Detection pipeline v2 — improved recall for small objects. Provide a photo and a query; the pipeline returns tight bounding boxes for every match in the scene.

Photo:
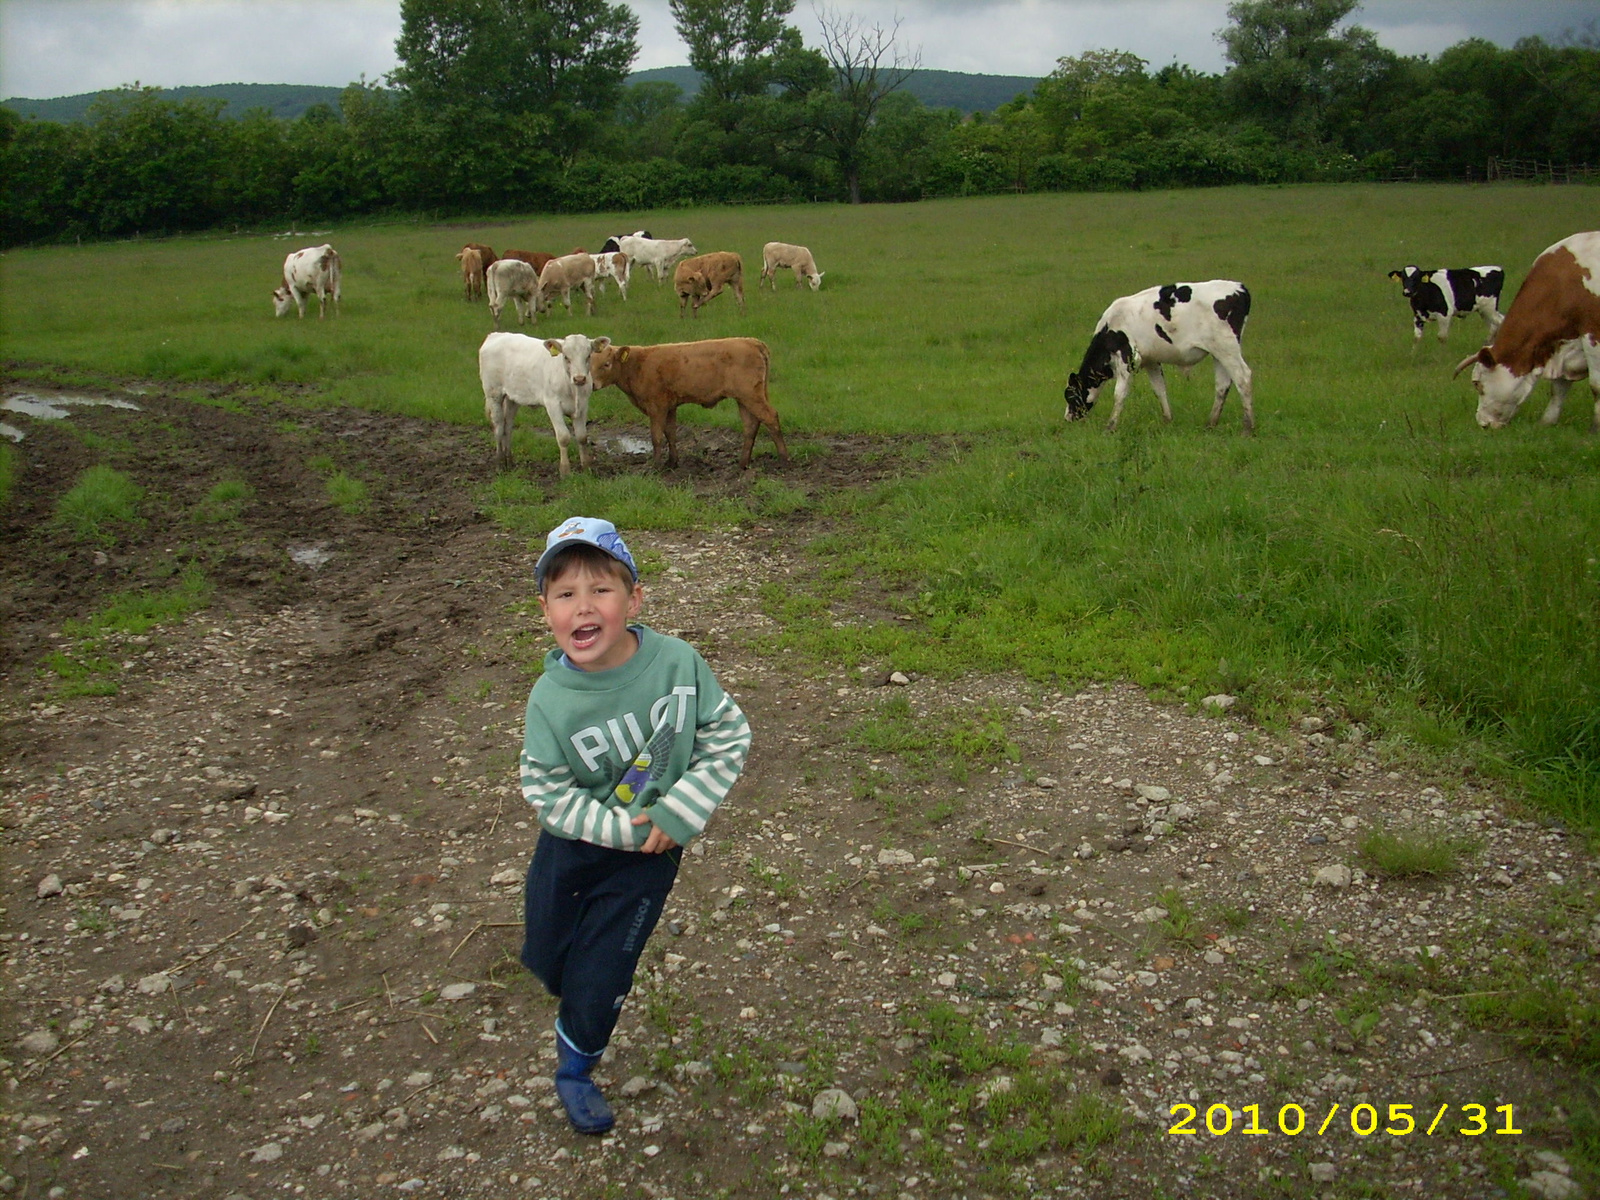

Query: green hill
[4,67,1036,125]
[2,82,348,123]
[626,65,1037,112]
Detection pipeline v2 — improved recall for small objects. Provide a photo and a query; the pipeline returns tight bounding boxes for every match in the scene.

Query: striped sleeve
[639,694,751,847]
[520,751,642,851]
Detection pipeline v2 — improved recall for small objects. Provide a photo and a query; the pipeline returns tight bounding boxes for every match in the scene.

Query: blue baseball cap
[535,516,638,588]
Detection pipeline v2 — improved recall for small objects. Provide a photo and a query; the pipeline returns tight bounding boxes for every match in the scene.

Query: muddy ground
[1,380,1596,1200]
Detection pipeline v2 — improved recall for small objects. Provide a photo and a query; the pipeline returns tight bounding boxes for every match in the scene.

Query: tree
[808,5,921,203]
[1217,0,1397,144]
[670,0,797,104]
[392,0,638,142]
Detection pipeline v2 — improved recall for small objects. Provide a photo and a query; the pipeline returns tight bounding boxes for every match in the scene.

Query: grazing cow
[1063,280,1254,433]
[619,235,697,285]
[502,249,556,277]
[674,252,744,318]
[272,244,341,319]
[591,251,632,301]
[1455,231,1600,431]
[600,230,651,254]
[457,246,486,301]
[589,338,789,470]
[486,258,540,329]
[760,242,824,291]
[1388,264,1505,342]
[480,332,609,476]
[461,243,498,270]
[537,253,598,317]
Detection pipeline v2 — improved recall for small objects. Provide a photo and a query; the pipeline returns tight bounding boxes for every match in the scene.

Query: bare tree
[810,5,921,203]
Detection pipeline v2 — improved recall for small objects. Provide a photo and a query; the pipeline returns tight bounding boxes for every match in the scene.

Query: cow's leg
[1435,313,1451,343]
[734,276,745,315]
[487,391,514,471]
[793,266,804,290]
[742,389,789,465]
[1207,359,1235,428]
[1583,340,1600,433]
[1412,312,1425,341]
[1481,301,1504,337]
[664,409,681,468]
[737,405,760,469]
[1104,368,1133,433]
[1213,345,1255,433]
[1146,365,1173,424]
[1541,378,1570,426]
[583,280,595,316]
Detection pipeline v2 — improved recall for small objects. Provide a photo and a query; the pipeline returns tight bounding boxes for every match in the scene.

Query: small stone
[439,983,476,1001]
[248,1142,284,1163]
[888,672,910,686]
[1524,1173,1583,1200]
[812,1088,858,1121]
[619,1076,656,1097]
[126,1016,155,1034]
[149,828,180,845]
[489,868,520,885]
[1135,785,1170,803]
[1252,754,1275,766]
[1099,1067,1123,1087]
[159,1118,186,1134]
[285,925,318,949]
[18,1031,59,1055]
[1308,1162,1336,1184]
[1201,694,1236,710]
[36,874,63,899]
[1036,776,1058,789]
[403,1071,434,1088]
[137,973,172,996]
[396,1181,427,1193]
[98,975,126,995]
[1075,841,1096,860]
[1313,865,1352,889]
[356,1121,387,1142]
[876,848,915,865]
[1132,906,1168,924]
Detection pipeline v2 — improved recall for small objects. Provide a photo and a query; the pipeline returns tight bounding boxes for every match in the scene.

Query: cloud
[2,0,1593,101]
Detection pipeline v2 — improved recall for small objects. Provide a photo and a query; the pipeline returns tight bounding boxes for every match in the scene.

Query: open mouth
[570,624,603,650]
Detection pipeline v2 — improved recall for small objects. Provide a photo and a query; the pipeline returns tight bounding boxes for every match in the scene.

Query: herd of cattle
[269,226,1600,474]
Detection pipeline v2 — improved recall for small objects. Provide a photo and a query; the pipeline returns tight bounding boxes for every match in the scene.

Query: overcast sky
[2,0,1594,99]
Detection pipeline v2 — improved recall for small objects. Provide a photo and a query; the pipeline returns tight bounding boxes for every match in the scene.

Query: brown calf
[589,338,789,469]
[673,251,745,319]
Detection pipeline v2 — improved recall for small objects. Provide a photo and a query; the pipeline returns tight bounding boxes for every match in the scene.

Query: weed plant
[325,471,369,515]
[52,465,144,543]
[1358,825,1478,877]
[194,479,253,523]
[0,441,16,508]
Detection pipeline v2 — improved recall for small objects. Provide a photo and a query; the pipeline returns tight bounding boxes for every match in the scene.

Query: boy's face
[538,560,643,672]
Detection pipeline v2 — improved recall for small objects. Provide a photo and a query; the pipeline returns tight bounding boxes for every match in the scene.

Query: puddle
[600,434,653,456]
[287,544,334,569]
[1,423,24,443]
[2,393,143,421]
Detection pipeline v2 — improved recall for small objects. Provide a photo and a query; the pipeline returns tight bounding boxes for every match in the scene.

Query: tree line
[2,0,1597,248]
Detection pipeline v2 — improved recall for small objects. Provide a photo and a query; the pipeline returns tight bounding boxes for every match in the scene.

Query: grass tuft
[53,464,144,543]
[1358,825,1479,878]
[194,478,253,523]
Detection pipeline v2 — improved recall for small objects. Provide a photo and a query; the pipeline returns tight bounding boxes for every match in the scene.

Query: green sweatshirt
[520,625,751,849]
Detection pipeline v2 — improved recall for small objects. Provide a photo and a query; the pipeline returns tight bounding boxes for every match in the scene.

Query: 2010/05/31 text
[1168,1102,1521,1138]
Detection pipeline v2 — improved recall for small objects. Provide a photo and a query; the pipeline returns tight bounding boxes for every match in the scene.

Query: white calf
[1063,280,1254,432]
[537,253,597,317]
[486,259,539,329]
[480,332,610,476]
[619,235,696,285]
[760,242,823,290]
[273,244,341,318]
[590,251,631,301]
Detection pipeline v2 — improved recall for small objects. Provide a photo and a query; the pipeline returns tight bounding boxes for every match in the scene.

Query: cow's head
[1389,266,1422,297]
[588,342,628,390]
[1063,373,1098,421]
[806,270,825,291]
[547,334,609,392]
[1456,346,1538,429]
[682,239,698,257]
[272,285,294,317]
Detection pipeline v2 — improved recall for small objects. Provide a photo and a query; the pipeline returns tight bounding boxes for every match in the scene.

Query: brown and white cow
[673,252,744,319]
[1455,231,1600,431]
[760,242,824,290]
[273,244,341,318]
[589,338,789,469]
[591,251,631,301]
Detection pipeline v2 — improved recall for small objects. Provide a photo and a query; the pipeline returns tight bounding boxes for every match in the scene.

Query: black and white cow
[1063,281,1254,432]
[1387,265,1504,342]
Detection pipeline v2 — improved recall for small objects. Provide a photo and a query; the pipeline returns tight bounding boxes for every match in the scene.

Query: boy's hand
[631,811,679,854]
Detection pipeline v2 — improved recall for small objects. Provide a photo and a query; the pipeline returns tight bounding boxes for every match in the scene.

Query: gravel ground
[2,383,1596,1200]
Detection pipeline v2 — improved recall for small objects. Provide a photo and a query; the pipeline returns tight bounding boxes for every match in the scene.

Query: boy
[519,516,751,1135]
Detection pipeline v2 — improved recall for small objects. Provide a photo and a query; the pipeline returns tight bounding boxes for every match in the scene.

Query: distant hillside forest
[2,0,1597,248]
[2,68,1036,124]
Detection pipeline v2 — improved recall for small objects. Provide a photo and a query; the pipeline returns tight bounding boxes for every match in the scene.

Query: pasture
[4,183,1599,817]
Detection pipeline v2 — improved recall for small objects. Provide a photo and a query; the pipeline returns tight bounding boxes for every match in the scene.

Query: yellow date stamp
[1168,1102,1522,1138]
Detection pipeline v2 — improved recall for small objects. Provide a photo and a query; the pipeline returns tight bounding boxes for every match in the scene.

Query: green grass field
[4,184,1599,819]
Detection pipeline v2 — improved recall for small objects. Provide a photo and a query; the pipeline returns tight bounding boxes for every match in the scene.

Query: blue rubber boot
[554,1022,614,1135]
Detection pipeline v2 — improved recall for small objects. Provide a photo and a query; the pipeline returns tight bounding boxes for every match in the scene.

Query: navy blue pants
[521,831,680,1055]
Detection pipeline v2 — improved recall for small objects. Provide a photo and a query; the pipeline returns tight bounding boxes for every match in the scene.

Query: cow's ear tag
[620,348,630,362]
[546,341,561,357]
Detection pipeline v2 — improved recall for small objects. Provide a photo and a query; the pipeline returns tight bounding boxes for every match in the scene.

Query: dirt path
[1,383,1593,1200]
